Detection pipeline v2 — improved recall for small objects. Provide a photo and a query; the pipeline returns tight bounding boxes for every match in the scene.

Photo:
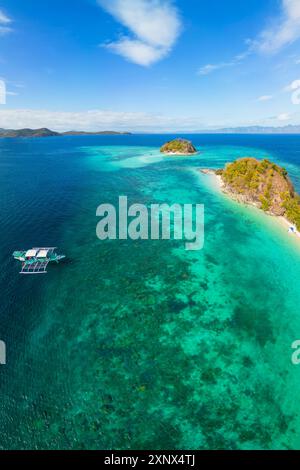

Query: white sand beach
[200,168,300,243]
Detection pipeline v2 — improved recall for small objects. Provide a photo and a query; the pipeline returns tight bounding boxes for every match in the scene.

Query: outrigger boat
[13,247,65,274]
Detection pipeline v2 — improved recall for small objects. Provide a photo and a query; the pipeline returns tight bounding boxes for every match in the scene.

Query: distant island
[2,125,300,137]
[0,128,132,138]
[0,128,60,138]
[160,138,197,155]
[196,125,300,135]
[62,130,131,136]
[202,158,300,231]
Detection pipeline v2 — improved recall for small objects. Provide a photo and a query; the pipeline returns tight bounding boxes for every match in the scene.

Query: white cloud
[0,26,12,35]
[198,0,300,76]
[0,108,204,132]
[285,79,300,91]
[285,79,300,104]
[0,10,11,24]
[255,0,300,54]
[106,38,168,67]
[277,112,291,120]
[197,50,251,76]
[0,9,12,35]
[198,62,233,76]
[257,95,273,101]
[98,0,181,66]
[0,108,299,132]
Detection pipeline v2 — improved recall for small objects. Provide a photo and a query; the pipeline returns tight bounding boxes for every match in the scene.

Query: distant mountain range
[62,130,132,136]
[0,125,299,137]
[201,125,300,134]
[0,128,132,138]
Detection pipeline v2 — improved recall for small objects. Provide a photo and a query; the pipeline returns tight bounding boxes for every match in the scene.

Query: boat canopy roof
[37,249,48,258]
[25,249,38,257]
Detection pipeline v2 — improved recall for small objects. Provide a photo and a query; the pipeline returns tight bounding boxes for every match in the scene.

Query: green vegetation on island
[0,128,132,138]
[217,157,300,230]
[160,138,197,155]
[0,128,61,138]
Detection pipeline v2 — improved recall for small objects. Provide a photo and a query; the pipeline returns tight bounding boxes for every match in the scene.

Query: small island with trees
[160,138,197,155]
[202,157,300,231]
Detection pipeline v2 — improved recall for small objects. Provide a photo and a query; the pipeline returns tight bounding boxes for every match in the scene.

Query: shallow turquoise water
[1,134,300,449]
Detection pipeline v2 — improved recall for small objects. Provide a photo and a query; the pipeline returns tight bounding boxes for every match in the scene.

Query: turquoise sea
[1,134,300,449]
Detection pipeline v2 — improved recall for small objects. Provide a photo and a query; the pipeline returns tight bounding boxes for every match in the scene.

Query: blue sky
[0,0,300,131]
